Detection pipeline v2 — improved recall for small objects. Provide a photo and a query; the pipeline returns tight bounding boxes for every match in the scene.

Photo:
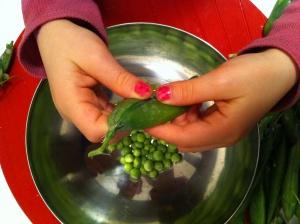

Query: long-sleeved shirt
[18,0,300,109]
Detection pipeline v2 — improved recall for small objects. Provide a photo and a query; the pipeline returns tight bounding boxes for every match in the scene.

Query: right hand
[37,20,152,142]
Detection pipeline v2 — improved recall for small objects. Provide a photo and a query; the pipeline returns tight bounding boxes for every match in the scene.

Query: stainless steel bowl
[26,23,259,224]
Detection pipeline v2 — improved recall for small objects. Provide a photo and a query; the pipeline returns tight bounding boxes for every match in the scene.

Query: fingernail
[134,81,151,97]
[156,85,171,101]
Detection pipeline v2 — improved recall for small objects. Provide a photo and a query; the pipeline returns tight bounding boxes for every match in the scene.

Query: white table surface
[0,1,276,223]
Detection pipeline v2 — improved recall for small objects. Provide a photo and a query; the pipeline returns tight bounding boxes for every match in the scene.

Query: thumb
[155,72,231,106]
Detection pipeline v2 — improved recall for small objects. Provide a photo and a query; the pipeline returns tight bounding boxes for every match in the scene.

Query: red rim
[0,1,266,223]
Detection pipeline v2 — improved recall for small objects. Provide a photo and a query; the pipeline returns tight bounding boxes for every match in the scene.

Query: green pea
[136,133,145,142]
[144,160,154,172]
[163,159,172,169]
[121,146,131,156]
[133,142,143,148]
[141,149,148,156]
[124,154,134,163]
[171,153,182,163]
[107,143,116,153]
[122,136,132,146]
[130,168,141,180]
[149,146,156,153]
[119,157,126,164]
[124,163,133,173]
[117,142,124,150]
[147,153,154,160]
[158,139,167,145]
[144,145,150,151]
[154,162,164,172]
[148,170,158,179]
[133,157,142,168]
[130,130,139,135]
[165,152,172,160]
[157,145,167,153]
[131,133,137,142]
[144,139,151,146]
[132,148,141,157]
[140,166,147,175]
[153,150,163,161]
[141,157,147,164]
[168,144,177,153]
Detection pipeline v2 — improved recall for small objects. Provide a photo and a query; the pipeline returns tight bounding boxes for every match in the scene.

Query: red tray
[0,0,265,223]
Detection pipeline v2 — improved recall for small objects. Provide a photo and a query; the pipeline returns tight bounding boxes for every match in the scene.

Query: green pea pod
[119,98,187,130]
[263,0,291,36]
[282,139,300,221]
[266,137,287,223]
[249,181,266,224]
[1,41,13,72]
[88,98,186,158]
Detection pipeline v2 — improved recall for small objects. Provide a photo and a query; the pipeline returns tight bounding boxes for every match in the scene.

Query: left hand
[148,49,298,151]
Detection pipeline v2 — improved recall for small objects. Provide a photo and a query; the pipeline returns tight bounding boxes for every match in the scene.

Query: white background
[0,1,276,223]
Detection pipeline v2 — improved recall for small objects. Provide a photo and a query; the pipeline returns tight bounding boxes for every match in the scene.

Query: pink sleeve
[18,0,107,78]
[241,0,300,110]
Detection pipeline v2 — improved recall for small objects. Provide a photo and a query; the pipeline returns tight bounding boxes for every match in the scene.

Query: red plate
[0,0,265,223]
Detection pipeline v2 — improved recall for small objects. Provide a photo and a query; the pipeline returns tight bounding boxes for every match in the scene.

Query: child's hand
[37,20,152,142]
[148,49,297,151]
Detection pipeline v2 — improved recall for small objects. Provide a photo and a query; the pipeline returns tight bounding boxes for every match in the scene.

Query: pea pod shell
[108,98,141,128]
[119,98,187,130]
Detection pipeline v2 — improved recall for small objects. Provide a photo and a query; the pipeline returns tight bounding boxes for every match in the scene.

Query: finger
[68,102,109,143]
[53,84,110,143]
[155,67,238,106]
[76,41,152,99]
[147,104,244,150]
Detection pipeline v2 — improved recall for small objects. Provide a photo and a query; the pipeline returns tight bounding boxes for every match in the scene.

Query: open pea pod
[88,98,187,158]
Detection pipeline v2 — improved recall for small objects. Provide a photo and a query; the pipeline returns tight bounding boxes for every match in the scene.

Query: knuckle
[115,70,133,87]
[174,82,196,102]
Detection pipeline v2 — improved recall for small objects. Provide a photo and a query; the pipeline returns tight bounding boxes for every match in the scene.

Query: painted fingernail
[134,81,151,97]
[156,85,171,101]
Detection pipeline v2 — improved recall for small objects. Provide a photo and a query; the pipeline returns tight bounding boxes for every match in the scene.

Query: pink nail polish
[157,85,171,101]
[134,81,151,97]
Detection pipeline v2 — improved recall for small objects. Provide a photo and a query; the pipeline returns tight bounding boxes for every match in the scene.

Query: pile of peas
[106,130,182,181]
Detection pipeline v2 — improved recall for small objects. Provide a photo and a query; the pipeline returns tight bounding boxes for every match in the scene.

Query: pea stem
[88,128,116,158]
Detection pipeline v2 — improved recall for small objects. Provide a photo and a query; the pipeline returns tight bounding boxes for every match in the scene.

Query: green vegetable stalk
[0,41,14,86]
[249,181,266,224]
[282,139,300,221]
[263,0,292,36]
[266,137,287,223]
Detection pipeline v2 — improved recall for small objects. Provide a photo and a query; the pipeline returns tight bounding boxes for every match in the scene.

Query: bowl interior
[26,23,259,224]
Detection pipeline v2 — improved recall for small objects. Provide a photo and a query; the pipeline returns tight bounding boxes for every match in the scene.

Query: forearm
[242,0,300,109]
[18,0,107,78]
